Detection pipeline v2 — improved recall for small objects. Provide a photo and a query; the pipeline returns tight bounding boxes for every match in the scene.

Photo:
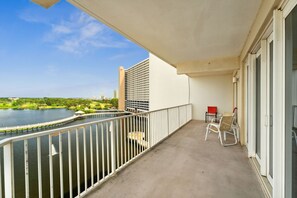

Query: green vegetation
[0,97,118,113]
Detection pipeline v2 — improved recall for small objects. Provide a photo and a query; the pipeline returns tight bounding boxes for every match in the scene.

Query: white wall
[149,54,189,111]
[190,74,233,120]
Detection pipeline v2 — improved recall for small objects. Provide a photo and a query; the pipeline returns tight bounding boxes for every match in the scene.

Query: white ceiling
[69,0,262,74]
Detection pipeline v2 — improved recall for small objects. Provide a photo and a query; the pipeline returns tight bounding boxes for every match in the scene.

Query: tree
[110,98,118,109]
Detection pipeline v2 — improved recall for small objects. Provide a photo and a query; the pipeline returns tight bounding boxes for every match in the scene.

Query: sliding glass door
[285,5,297,197]
[255,52,261,160]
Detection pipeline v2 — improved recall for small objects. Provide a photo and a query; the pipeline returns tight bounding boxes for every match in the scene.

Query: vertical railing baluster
[49,135,54,198]
[178,107,180,127]
[124,118,127,163]
[120,119,123,166]
[148,114,151,148]
[59,133,64,197]
[133,116,136,158]
[24,139,29,198]
[137,116,140,155]
[147,114,149,149]
[110,121,116,174]
[152,113,154,146]
[154,112,155,145]
[134,116,137,157]
[143,115,145,152]
[130,116,134,159]
[101,124,105,179]
[139,116,142,153]
[76,129,80,195]
[95,124,99,183]
[4,142,14,198]
[106,122,110,175]
[152,112,158,145]
[185,106,187,123]
[129,117,131,160]
[90,126,94,187]
[116,120,119,169]
[0,150,2,198]
[68,131,73,198]
[83,127,87,191]
[37,137,42,198]
[167,109,170,136]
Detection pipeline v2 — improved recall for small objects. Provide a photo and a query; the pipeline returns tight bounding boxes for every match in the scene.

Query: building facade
[119,53,189,112]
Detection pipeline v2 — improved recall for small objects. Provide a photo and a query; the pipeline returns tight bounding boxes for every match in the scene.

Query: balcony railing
[0,104,192,198]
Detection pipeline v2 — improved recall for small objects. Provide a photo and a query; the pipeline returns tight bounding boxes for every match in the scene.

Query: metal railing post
[4,142,14,198]
[167,109,170,136]
[178,107,180,127]
[110,121,116,174]
[148,114,151,148]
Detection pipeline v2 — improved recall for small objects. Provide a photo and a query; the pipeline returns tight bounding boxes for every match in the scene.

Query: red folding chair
[205,106,217,122]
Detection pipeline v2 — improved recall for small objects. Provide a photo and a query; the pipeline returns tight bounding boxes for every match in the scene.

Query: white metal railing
[0,104,192,198]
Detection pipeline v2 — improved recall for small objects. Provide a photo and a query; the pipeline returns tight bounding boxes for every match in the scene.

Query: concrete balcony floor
[87,120,264,198]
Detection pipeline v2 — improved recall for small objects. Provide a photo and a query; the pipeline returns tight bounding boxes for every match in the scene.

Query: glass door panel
[285,5,297,197]
[268,38,274,182]
[256,55,261,159]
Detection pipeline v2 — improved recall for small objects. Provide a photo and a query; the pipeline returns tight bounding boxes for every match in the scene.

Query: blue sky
[0,1,148,98]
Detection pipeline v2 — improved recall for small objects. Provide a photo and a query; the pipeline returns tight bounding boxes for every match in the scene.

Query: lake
[0,109,74,127]
[0,109,114,140]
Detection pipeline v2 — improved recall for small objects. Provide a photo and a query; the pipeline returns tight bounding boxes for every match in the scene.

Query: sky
[0,1,148,98]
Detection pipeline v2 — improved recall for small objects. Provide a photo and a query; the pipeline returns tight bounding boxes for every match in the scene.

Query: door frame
[266,33,274,185]
[254,48,263,165]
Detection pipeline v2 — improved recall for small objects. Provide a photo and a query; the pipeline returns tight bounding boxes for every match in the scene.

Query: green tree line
[0,97,118,111]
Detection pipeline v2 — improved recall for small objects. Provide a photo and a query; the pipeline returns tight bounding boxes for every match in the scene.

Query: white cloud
[44,12,129,54]
[52,24,72,34]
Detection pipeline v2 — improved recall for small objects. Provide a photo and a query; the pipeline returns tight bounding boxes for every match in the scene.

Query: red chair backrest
[207,106,217,114]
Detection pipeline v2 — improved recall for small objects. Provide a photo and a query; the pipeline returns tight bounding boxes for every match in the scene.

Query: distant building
[8,97,19,101]
[100,95,106,100]
[118,53,189,112]
[113,90,118,98]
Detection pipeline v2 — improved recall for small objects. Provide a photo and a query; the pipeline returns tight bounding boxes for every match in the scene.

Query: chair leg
[223,129,238,147]
[218,131,223,146]
[234,129,238,144]
[205,125,209,141]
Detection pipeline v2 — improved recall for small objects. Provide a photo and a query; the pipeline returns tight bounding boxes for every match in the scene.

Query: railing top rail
[146,103,190,114]
[0,104,191,147]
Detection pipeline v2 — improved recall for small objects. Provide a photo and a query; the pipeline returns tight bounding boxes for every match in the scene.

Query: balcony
[86,120,264,198]
[0,104,263,197]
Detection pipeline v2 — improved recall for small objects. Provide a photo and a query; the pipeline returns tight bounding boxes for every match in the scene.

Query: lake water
[0,109,113,141]
[0,109,74,127]
[0,109,140,198]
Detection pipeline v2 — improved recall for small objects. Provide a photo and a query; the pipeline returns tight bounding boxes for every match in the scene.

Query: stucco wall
[149,54,189,111]
[190,74,233,120]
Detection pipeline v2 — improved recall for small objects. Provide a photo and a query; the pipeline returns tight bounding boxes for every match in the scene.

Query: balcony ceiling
[69,0,262,76]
